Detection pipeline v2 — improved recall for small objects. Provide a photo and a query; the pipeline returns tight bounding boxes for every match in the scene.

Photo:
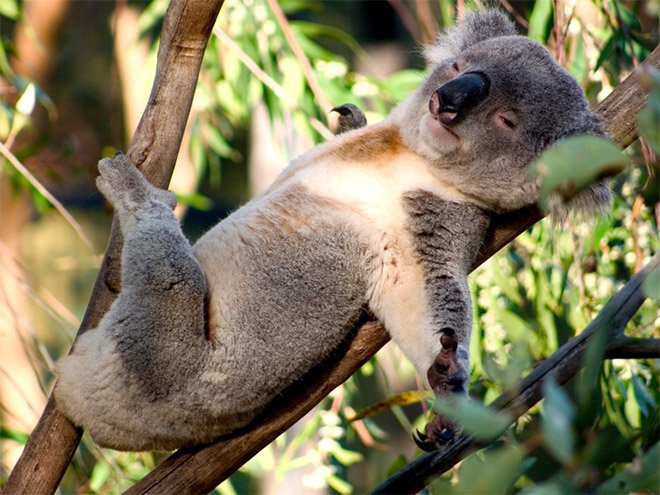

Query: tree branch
[4,1,223,494]
[372,255,659,494]
[122,47,660,495]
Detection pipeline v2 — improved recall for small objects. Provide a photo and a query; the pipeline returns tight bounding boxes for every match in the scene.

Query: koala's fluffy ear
[425,10,516,65]
[549,111,613,222]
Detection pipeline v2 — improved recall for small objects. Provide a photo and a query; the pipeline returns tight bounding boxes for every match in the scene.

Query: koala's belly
[192,184,371,410]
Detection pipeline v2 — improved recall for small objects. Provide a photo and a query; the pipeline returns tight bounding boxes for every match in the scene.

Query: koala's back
[192,183,371,417]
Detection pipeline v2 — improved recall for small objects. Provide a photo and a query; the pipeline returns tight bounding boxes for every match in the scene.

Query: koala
[55,10,610,452]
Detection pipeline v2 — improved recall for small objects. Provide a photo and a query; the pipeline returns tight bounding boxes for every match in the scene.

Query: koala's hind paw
[416,332,468,450]
[96,153,177,211]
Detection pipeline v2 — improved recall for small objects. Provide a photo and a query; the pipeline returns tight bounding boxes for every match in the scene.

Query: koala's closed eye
[495,112,517,130]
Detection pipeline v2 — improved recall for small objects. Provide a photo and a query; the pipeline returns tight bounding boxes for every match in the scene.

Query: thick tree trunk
[3,1,223,494]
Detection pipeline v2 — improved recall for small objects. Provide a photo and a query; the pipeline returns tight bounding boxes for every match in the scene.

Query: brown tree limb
[372,255,659,494]
[4,1,223,494]
[122,47,660,495]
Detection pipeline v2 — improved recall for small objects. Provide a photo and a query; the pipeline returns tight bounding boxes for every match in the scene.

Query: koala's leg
[95,153,209,384]
[401,190,490,450]
[56,154,209,450]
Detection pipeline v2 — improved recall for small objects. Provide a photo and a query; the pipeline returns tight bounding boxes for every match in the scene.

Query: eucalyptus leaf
[631,375,656,416]
[624,382,640,428]
[329,443,363,466]
[456,445,524,494]
[434,395,513,441]
[529,136,628,213]
[89,462,111,493]
[597,443,660,494]
[642,264,660,300]
[327,473,353,495]
[0,0,19,19]
[577,316,606,409]
[0,425,29,444]
[541,377,576,464]
[527,0,553,43]
[638,69,660,153]
[348,390,431,422]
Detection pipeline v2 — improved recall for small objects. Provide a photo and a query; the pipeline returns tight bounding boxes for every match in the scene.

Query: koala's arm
[369,190,489,382]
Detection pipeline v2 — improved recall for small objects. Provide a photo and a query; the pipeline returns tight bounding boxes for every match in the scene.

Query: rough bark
[3,1,223,494]
[122,47,660,495]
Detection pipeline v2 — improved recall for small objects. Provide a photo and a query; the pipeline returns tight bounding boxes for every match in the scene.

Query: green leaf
[541,376,576,464]
[347,390,431,422]
[528,0,553,43]
[175,192,212,211]
[597,443,660,494]
[577,317,606,409]
[456,445,525,494]
[642,263,660,300]
[529,136,629,213]
[521,481,570,495]
[0,0,19,19]
[624,381,640,428]
[327,473,353,495]
[434,396,513,441]
[638,72,660,154]
[89,461,111,493]
[329,443,363,466]
[0,426,29,444]
[631,375,656,417]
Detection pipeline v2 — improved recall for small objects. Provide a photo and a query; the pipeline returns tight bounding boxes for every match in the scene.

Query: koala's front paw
[97,153,177,211]
[414,332,468,452]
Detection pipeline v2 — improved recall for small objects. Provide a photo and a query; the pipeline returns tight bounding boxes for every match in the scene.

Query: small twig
[605,336,660,359]
[0,141,97,257]
[498,0,528,29]
[414,0,439,44]
[388,0,421,43]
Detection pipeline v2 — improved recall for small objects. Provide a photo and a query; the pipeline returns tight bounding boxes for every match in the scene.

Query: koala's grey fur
[55,10,610,451]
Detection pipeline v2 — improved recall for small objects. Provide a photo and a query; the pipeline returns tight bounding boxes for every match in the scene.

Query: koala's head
[396,10,610,216]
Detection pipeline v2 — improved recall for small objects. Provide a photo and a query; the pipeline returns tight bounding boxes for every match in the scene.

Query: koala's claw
[96,152,177,211]
[413,416,457,452]
[417,331,467,450]
[413,428,437,452]
[332,103,367,134]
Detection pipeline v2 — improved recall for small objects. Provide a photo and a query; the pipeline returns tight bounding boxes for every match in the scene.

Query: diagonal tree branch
[4,1,223,494]
[373,255,659,494]
[123,47,660,495]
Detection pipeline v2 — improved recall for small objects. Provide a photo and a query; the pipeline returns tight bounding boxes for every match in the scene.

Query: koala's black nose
[431,72,490,125]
